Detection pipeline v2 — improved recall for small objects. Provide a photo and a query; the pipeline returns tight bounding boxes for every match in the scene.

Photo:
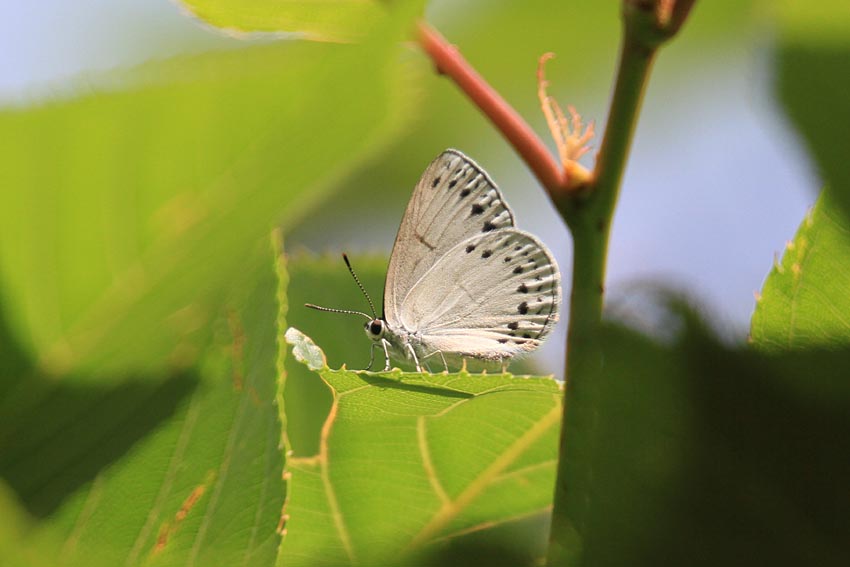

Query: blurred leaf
[775,0,850,217]
[774,0,850,46]
[578,313,850,567]
[0,26,418,378]
[0,236,285,566]
[279,328,560,566]
[0,371,198,520]
[751,190,850,348]
[0,481,73,567]
[180,0,425,43]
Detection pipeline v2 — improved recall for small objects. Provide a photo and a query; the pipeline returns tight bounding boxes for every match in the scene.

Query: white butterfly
[307,149,561,372]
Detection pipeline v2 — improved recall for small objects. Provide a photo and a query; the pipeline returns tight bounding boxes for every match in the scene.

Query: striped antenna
[342,253,378,319]
[304,253,377,320]
[304,303,372,320]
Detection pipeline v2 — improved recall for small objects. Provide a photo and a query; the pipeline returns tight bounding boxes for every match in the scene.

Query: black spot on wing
[518,283,528,293]
[507,322,519,330]
[518,302,529,315]
[470,203,485,216]
[498,338,508,344]
[460,188,471,198]
[483,221,497,232]
[513,266,524,274]
[432,176,441,188]
[481,250,493,259]
[466,244,476,253]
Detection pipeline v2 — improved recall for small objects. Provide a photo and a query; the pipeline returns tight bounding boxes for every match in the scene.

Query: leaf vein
[417,416,449,505]
[406,400,561,549]
[319,395,357,563]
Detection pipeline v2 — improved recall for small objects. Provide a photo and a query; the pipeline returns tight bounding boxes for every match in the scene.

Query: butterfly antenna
[304,303,372,320]
[342,253,378,319]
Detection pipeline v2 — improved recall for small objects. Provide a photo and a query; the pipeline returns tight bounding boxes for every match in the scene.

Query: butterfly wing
[383,150,515,326]
[399,229,561,360]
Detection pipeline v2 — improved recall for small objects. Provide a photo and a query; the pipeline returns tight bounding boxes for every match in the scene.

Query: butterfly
[307,149,561,372]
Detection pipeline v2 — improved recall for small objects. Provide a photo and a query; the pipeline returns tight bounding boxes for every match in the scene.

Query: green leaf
[279,329,561,566]
[775,0,850,217]
[179,0,424,43]
[0,31,417,377]
[575,315,850,566]
[0,235,286,566]
[0,481,85,567]
[751,190,850,348]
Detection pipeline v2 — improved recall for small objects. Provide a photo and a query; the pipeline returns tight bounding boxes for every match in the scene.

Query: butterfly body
[309,149,561,372]
[375,150,560,371]
[363,318,435,369]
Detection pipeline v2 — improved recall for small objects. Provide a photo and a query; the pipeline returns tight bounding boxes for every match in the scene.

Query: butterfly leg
[405,343,423,372]
[420,350,449,373]
[365,342,376,371]
[381,339,392,371]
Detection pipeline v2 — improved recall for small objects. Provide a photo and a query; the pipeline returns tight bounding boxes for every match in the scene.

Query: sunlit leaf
[279,328,560,566]
[751,190,850,348]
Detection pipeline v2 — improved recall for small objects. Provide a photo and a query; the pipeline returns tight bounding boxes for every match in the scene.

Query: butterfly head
[364,319,385,341]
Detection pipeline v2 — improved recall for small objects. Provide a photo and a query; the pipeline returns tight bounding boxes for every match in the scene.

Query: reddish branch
[416,21,569,194]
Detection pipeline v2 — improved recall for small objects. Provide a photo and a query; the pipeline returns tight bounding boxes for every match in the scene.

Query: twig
[416,21,568,194]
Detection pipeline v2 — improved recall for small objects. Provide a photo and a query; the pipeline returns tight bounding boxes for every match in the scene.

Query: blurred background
[0,0,817,378]
[4,3,849,566]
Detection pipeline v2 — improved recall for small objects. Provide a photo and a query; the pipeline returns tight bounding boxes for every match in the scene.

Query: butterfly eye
[365,319,384,340]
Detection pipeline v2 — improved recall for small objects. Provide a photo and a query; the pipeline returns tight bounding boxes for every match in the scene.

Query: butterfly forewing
[383,150,515,325]
[399,229,561,359]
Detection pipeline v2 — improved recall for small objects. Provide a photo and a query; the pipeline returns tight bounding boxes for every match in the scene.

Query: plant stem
[548,21,658,566]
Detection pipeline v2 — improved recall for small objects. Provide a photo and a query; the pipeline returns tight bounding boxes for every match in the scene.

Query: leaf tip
[285,327,327,371]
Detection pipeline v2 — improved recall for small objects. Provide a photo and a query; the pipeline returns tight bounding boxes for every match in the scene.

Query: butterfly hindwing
[399,229,561,360]
[383,150,515,326]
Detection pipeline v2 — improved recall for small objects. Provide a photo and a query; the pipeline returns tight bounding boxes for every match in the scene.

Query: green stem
[547,21,657,567]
